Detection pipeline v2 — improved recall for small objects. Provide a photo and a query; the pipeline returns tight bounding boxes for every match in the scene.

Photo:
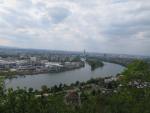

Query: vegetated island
[86,58,104,70]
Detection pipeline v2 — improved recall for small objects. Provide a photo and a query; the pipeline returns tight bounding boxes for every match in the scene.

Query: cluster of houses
[128,80,150,88]
[63,76,121,106]
[33,74,150,107]
[64,75,150,106]
[0,57,84,74]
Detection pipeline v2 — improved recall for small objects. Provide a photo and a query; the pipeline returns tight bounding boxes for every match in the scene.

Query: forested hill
[122,60,150,82]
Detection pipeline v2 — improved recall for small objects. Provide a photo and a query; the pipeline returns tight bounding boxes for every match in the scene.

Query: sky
[0,0,150,56]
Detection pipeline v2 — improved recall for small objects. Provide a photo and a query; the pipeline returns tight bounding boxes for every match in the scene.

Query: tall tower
[83,49,86,60]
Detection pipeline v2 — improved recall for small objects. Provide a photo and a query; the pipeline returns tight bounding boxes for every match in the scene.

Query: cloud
[0,38,12,46]
[0,0,150,55]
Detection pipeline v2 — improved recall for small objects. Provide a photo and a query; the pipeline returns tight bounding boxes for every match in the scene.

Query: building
[30,57,37,62]
[65,91,80,106]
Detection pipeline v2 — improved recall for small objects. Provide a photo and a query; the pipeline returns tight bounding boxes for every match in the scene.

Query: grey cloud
[41,7,71,27]
[48,7,71,24]
[0,0,150,55]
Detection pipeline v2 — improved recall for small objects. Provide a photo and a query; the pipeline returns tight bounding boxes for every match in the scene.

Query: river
[4,62,125,90]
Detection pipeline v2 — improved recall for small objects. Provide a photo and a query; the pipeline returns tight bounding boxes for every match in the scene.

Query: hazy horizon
[0,45,149,58]
[0,0,150,56]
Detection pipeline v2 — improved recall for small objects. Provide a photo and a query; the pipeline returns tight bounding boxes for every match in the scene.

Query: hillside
[0,60,150,113]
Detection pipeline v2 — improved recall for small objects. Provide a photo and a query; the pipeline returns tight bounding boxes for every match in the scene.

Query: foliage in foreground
[122,60,150,82]
[0,60,150,113]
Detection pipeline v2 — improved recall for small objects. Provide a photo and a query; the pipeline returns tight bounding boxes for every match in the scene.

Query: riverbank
[0,60,127,77]
[1,60,150,113]
[4,62,125,90]
[0,62,85,77]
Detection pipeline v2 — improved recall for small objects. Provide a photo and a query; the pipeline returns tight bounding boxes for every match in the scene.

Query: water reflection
[5,62,125,90]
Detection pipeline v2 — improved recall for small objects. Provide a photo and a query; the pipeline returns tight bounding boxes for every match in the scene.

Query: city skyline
[0,0,150,56]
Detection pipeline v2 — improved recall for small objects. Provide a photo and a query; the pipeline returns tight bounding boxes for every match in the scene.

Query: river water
[4,62,125,90]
